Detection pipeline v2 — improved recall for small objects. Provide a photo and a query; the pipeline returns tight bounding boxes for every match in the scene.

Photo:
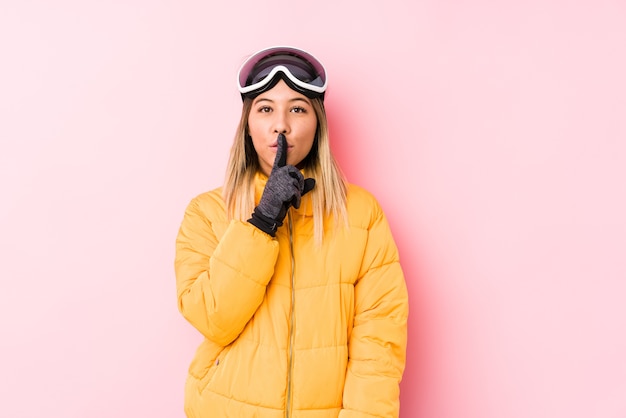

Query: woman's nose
[272,112,289,134]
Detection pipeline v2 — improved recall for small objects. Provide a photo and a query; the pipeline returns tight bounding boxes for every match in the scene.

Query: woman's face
[247,80,318,176]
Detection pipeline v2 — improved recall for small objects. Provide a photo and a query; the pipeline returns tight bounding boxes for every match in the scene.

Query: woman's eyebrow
[287,97,312,106]
[253,97,311,105]
[253,98,273,104]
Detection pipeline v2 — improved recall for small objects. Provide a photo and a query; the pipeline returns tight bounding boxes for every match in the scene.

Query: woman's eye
[291,107,306,113]
[258,106,271,113]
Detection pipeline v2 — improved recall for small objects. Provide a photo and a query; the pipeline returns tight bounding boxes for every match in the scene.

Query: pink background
[1,1,625,417]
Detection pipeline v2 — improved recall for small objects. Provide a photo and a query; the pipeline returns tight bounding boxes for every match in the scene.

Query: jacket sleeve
[340,202,409,418]
[174,195,279,346]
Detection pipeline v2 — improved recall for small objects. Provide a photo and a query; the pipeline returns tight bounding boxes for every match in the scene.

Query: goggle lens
[246,55,322,86]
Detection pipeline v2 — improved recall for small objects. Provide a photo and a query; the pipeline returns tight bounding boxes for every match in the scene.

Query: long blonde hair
[223,97,347,242]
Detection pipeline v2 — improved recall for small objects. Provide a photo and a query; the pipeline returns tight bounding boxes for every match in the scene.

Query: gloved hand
[247,133,315,236]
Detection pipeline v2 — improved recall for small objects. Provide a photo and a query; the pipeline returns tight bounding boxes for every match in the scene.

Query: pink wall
[1,1,625,417]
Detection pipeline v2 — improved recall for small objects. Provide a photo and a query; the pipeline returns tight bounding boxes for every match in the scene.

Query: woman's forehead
[252,80,312,104]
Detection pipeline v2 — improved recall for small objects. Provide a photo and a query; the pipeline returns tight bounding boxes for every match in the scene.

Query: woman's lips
[270,143,292,150]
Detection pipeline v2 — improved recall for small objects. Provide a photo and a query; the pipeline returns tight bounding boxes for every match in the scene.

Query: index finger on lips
[274,133,288,169]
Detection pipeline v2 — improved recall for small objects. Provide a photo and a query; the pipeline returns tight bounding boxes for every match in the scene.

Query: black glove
[248,133,315,236]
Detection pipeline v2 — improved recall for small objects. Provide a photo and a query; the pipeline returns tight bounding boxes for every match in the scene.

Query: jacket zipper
[285,211,296,418]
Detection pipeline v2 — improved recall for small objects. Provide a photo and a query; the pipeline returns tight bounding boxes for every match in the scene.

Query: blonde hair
[223,97,347,243]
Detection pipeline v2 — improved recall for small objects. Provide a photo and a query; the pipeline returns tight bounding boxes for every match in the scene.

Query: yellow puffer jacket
[175,175,408,417]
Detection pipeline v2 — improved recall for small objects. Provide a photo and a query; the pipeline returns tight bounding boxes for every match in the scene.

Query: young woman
[175,46,408,417]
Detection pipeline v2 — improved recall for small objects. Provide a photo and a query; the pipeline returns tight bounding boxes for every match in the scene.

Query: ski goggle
[237,46,328,100]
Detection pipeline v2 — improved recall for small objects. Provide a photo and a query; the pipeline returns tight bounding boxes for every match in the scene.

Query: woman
[175,46,408,417]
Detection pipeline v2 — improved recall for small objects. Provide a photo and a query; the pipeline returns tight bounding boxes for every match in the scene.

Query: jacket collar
[254,171,314,217]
